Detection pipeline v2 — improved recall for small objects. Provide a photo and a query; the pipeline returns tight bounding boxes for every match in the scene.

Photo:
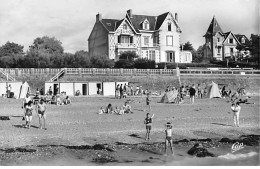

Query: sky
[0,0,258,53]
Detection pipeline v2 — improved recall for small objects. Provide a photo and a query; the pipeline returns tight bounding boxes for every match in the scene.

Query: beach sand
[0,95,259,165]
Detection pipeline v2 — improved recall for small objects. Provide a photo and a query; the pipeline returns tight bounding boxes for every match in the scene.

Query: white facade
[180,51,192,63]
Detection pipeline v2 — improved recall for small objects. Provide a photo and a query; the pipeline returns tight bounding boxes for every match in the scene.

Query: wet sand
[0,95,259,165]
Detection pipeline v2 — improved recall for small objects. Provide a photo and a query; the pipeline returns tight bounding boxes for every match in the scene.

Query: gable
[158,12,181,32]
[223,32,240,45]
[114,18,138,35]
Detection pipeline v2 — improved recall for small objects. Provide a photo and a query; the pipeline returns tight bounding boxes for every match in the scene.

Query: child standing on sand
[25,101,33,129]
[145,93,151,111]
[165,122,174,156]
[144,113,154,140]
[36,99,47,130]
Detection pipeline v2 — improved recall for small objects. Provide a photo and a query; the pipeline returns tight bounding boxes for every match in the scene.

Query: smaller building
[180,51,192,63]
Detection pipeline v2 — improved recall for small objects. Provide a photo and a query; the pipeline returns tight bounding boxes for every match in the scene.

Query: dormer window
[168,23,172,31]
[229,38,233,44]
[241,37,245,44]
[142,20,149,30]
[123,24,127,30]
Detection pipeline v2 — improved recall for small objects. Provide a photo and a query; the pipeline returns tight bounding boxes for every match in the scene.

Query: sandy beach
[0,95,259,165]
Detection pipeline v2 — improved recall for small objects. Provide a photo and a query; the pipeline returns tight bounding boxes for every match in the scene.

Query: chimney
[175,13,178,21]
[96,13,102,22]
[127,9,133,18]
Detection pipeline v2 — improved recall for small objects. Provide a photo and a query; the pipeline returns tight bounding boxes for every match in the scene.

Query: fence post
[78,68,82,76]
[30,68,34,75]
[92,68,96,76]
[147,69,150,75]
[106,68,110,75]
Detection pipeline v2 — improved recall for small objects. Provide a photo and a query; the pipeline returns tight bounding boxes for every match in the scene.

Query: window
[146,51,149,58]
[166,36,173,46]
[168,23,172,31]
[218,47,221,54]
[149,51,155,60]
[217,38,220,42]
[121,35,130,44]
[167,52,175,62]
[144,36,149,46]
[154,36,158,44]
[241,37,245,44]
[123,24,127,30]
[144,21,149,30]
[230,48,233,53]
[229,38,233,44]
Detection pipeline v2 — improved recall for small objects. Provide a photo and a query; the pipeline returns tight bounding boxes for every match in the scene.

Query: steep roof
[100,19,119,31]
[204,16,223,37]
[129,14,157,31]
[155,12,169,30]
[234,34,250,44]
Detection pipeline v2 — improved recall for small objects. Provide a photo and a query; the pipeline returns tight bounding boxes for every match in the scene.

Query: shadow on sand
[13,125,39,129]
[211,123,232,127]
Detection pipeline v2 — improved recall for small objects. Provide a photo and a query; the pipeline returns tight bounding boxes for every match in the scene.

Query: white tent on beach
[19,81,30,99]
[207,81,221,98]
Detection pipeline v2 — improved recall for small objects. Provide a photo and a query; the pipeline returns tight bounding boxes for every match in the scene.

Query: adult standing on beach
[7,84,12,98]
[231,102,241,127]
[22,93,31,119]
[189,84,196,104]
[119,84,123,99]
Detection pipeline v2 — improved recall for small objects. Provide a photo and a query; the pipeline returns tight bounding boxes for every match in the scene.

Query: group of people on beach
[98,101,134,115]
[22,93,47,129]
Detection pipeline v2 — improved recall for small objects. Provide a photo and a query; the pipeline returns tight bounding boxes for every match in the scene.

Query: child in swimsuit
[25,101,33,129]
[165,122,174,156]
[146,93,151,111]
[144,113,154,140]
[37,99,47,129]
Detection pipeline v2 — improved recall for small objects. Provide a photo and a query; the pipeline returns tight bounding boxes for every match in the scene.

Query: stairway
[0,69,16,81]
[49,68,65,82]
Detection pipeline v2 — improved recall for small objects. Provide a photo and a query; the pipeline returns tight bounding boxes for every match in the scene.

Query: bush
[211,60,259,69]
[114,59,134,68]
[157,62,221,69]
[134,58,155,69]
[91,55,114,68]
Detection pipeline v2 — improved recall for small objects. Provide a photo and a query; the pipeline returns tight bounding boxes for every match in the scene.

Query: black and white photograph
[0,0,259,166]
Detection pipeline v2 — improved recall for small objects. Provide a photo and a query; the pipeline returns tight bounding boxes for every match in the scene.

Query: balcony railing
[116,43,137,48]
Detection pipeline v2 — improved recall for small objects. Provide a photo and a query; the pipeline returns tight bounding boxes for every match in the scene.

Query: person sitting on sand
[114,106,120,114]
[56,95,62,105]
[98,107,105,114]
[144,113,154,140]
[123,102,133,114]
[25,101,33,129]
[36,99,47,130]
[165,122,174,156]
[63,96,71,105]
[231,91,239,103]
[106,104,113,114]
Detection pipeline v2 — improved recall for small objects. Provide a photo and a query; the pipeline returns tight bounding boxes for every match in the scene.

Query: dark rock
[0,116,10,120]
[141,159,151,163]
[198,138,212,142]
[219,138,234,143]
[187,143,215,157]
[178,139,189,143]
[16,148,36,153]
[5,148,16,153]
[92,155,117,163]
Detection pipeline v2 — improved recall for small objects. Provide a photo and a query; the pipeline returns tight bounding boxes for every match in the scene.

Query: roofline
[114,17,139,34]
[223,32,241,45]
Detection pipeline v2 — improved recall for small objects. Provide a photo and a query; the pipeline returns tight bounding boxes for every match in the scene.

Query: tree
[249,34,260,64]
[181,41,195,51]
[29,36,64,55]
[90,55,114,68]
[192,45,206,63]
[119,51,139,61]
[0,42,24,57]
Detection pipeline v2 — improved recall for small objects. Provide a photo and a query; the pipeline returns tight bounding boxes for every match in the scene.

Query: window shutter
[118,36,120,43]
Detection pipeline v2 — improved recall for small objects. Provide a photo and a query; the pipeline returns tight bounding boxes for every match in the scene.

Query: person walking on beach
[197,84,202,99]
[25,101,33,129]
[7,84,12,98]
[165,122,174,156]
[231,102,241,127]
[144,113,154,140]
[22,93,31,120]
[189,84,196,104]
[36,99,47,130]
[119,84,123,99]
